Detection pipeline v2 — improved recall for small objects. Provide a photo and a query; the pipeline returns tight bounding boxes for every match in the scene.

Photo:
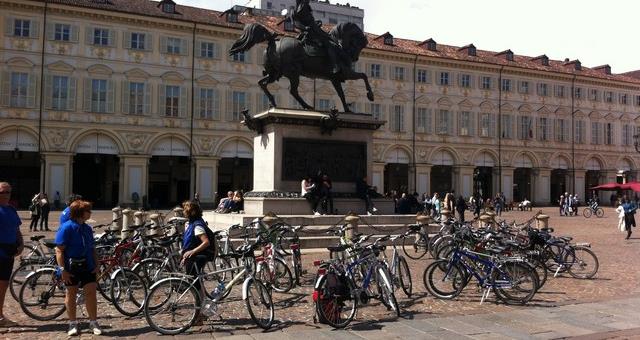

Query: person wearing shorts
[0,182,23,327]
[55,200,101,336]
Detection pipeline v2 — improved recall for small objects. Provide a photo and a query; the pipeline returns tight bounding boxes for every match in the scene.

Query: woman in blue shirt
[181,200,212,290]
[55,200,102,336]
[0,182,23,327]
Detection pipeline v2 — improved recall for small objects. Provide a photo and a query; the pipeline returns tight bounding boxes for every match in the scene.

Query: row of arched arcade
[0,127,253,209]
[374,146,637,204]
[1,126,636,208]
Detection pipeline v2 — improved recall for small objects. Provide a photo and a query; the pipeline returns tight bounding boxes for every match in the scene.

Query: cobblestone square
[2,207,640,339]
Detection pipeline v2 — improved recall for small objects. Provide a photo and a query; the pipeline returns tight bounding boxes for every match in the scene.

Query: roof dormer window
[594,64,611,75]
[220,8,239,23]
[158,0,177,14]
[459,44,476,56]
[532,54,549,66]
[383,34,393,45]
[420,38,437,51]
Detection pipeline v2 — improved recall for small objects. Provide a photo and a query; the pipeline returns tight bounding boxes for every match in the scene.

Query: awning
[590,182,640,192]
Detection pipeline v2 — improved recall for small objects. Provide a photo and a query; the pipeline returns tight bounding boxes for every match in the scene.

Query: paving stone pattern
[2,207,640,339]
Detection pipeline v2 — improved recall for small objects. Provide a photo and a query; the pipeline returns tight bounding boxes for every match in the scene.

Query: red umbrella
[620,182,640,192]
[590,182,622,191]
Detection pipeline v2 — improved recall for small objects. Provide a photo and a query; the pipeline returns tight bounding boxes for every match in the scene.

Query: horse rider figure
[293,0,341,75]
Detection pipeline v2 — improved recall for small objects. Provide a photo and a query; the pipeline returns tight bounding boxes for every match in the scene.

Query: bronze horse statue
[229,22,374,112]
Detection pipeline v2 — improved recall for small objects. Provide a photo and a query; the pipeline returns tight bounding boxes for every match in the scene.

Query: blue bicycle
[423,245,539,305]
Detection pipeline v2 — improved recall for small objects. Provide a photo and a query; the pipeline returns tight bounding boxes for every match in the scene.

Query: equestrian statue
[229,0,374,113]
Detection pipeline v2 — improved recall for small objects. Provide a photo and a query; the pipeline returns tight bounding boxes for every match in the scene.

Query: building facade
[1,0,639,209]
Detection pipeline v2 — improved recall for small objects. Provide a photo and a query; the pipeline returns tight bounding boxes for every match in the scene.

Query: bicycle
[423,244,539,305]
[402,223,430,260]
[313,240,400,329]
[143,240,274,335]
[380,233,412,297]
[583,201,604,218]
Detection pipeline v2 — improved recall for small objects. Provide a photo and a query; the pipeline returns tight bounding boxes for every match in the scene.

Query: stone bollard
[121,208,134,239]
[479,214,492,228]
[416,213,433,241]
[149,213,162,237]
[111,207,122,231]
[134,210,145,226]
[173,207,184,218]
[536,214,550,229]
[344,213,360,240]
[440,208,452,221]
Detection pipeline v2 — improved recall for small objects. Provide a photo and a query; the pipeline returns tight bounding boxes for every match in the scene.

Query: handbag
[68,257,88,272]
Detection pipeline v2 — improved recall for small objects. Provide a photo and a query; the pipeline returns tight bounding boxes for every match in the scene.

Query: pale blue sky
[181,0,638,73]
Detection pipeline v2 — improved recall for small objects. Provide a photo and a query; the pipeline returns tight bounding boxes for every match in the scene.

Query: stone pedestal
[244,108,385,215]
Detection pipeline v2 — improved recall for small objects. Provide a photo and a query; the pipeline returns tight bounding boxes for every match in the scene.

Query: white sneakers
[372,207,378,212]
[89,321,103,335]
[68,322,79,336]
[68,321,102,336]
[367,211,372,216]
[313,211,321,216]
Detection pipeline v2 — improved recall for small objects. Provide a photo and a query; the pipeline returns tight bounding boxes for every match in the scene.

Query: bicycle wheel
[19,268,67,321]
[110,269,148,317]
[527,258,548,289]
[582,208,592,218]
[132,258,166,286]
[258,258,294,293]
[144,278,199,335]
[96,263,115,302]
[542,244,567,273]
[595,208,604,218]
[397,256,412,297]
[10,261,49,301]
[423,260,465,299]
[293,248,303,286]
[402,231,428,260]
[244,278,274,329]
[377,267,400,318]
[204,257,233,300]
[492,261,538,305]
[566,246,599,279]
[315,274,357,329]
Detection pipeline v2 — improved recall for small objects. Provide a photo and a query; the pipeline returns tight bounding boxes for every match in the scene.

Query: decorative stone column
[119,155,150,206]
[534,168,551,205]
[42,152,73,203]
[193,156,219,208]
[415,164,431,196]
[371,162,385,196]
[455,165,475,198]
[111,207,122,231]
[500,167,515,203]
[575,169,586,198]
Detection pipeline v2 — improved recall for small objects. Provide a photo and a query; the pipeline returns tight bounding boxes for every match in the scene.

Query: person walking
[29,193,42,231]
[39,193,51,231]
[431,193,441,218]
[55,199,102,335]
[54,191,61,210]
[472,192,482,218]
[622,196,637,240]
[181,200,212,295]
[494,193,503,216]
[0,182,23,327]
[356,177,378,215]
[615,201,625,233]
[455,195,467,223]
[319,174,334,215]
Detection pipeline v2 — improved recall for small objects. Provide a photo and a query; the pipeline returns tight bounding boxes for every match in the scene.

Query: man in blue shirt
[0,182,23,327]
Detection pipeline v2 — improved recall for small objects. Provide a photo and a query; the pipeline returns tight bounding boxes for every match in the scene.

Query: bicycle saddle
[486,246,506,254]
[326,244,348,252]
[30,235,46,242]
[559,236,573,242]
[43,240,58,249]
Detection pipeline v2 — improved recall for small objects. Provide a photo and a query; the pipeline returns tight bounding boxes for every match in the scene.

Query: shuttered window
[197,88,220,119]
[458,111,474,136]
[10,72,29,107]
[231,91,247,121]
[416,107,431,133]
[436,109,452,135]
[479,113,495,138]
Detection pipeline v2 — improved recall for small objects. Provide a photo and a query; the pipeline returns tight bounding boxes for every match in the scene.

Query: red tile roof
[622,70,640,80]
[31,0,640,85]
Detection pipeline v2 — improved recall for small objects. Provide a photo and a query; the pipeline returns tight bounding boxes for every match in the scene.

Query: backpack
[323,271,350,299]
[191,220,218,261]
